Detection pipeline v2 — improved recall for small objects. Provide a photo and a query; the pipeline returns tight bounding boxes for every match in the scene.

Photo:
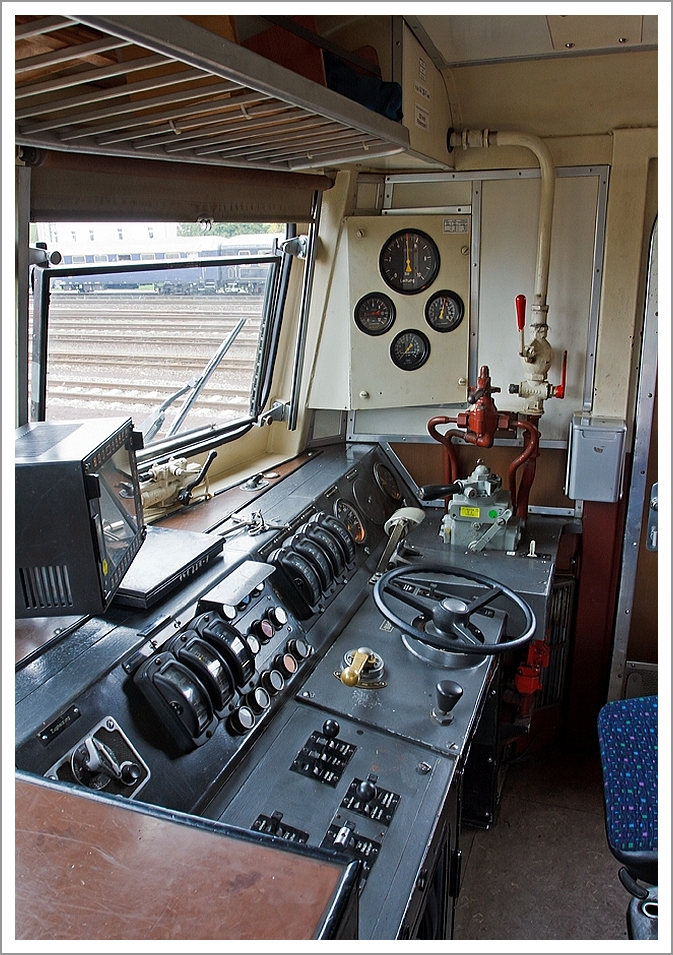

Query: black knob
[436,680,463,715]
[120,762,141,786]
[355,778,377,803]
[509,383,520,394]
[322,718,340,739]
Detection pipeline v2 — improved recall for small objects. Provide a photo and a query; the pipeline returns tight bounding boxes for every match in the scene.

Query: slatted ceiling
[15,14,411,172]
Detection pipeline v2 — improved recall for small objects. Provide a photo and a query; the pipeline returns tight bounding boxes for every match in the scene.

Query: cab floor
[454,739,630,941]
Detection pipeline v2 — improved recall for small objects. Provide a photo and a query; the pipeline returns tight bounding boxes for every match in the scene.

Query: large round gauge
[373,462,402,501]
[379,229,440,295]
[354,292,396,336]
[334,499,366,543]
[425,290,465,333]
[390,329,431,371]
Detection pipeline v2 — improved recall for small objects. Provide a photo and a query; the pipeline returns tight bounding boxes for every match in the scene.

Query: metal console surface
[15,443,565,940]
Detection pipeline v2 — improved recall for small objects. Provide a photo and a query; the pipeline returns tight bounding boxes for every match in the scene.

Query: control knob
[432,680,463,724]
[227,705,256,736]
[266,606,288,630]
[260,669,285,696]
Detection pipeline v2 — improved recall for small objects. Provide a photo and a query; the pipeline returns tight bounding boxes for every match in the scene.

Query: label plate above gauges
[354,292,396,336]
[424,290,464,333]
[379,229,440,295]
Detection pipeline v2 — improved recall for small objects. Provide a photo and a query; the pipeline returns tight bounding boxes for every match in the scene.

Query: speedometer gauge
[334,499,366,543]
[354,292,396,336]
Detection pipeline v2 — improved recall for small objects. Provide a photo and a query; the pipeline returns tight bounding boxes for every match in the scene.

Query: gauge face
[373,462,402,501]
[425,290,465,333]
[334,499,366,543]
[390,329,431,371]
[379,229,440,295]
[354,292,396,336]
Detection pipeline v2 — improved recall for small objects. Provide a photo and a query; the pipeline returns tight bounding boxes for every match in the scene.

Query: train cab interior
[10,11,666,948]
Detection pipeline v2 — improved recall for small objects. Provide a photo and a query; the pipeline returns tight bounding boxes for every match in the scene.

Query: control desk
[15,443,566,940]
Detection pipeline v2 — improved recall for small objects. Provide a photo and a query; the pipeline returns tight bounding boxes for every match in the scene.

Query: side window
[30,223,287,451]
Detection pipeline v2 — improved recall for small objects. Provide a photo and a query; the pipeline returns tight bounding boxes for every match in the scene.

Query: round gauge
[390,329,431,371]
[354,292,396,336]
[425,289,465,332]
[379,229,440,295]
[353,478,387,526]
[334,499,366,543]
[373,462,402,501]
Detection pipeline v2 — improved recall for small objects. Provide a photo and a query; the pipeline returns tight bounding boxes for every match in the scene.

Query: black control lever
[431,680,463,724]
[178,450,217,504]
[418,482,463,501]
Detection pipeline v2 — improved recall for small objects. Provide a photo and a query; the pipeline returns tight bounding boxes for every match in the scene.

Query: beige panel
[447,51,657,137]
[347,214,470,409]
[402,23,453,166]
[478,174,598,442]
[546,15,643,51]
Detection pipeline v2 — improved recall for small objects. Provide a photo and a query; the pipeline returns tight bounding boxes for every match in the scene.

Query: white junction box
[565,413,627,502]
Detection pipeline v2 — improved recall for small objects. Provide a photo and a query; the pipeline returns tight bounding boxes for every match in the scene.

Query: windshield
[30,222,285,446]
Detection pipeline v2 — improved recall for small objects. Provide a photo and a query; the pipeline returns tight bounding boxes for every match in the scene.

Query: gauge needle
[405,235,412,273]
[403,341,414,355]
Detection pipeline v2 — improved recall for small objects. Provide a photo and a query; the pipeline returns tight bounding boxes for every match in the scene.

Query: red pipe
[507,419,540,518]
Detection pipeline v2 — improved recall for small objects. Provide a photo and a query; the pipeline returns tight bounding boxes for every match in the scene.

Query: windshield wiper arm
[141,317,246,442]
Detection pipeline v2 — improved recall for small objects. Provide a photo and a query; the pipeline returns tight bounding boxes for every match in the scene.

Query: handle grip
[515,294,527,331]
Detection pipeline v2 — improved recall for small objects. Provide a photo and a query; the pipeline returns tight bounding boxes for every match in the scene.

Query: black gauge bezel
[333,499,366,543]
[353,292,396,336]
[390,329,431,371]
[379,229,440,295]
[424,289,465,333]
[373,462,402,501]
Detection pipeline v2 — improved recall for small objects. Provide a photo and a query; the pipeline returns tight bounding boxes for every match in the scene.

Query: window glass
[30,222,285,447]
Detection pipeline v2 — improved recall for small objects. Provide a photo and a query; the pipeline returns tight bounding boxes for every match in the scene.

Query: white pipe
[451,129,555,323]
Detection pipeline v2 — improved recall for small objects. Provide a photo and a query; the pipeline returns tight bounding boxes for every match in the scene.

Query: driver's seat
[597,695,658,939]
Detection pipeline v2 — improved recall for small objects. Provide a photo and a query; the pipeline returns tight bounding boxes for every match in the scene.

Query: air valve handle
[418,482,463,501]
[515,294,527,331]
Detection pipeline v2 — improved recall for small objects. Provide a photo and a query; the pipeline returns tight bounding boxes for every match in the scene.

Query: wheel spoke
[383,578,436,615]
[452,621,485,647]
[466,586,503,615]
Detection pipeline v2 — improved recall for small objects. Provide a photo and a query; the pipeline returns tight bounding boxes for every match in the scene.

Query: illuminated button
[267,606,288,629]
[245,633,261,655]
[227,705,255,736]
[260,669,285,696]
[274,652,298,678]
[246,685,271,714]
[287,638,311,661]
[249,618,275,644]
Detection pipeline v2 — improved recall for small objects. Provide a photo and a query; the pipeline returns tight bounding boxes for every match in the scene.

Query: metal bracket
[278,235,308,259]
[257,400,289,426]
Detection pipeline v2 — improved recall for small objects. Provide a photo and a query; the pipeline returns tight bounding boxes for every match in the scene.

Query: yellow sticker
[102,558,109,575]
[459,506,481,519]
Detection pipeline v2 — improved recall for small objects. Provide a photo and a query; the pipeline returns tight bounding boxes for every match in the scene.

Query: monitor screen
[16,417,145,617]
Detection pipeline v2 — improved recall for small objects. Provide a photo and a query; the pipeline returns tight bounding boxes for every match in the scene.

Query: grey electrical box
[565,414,627,502]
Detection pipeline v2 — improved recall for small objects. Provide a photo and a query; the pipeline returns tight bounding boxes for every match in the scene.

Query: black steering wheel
[372,564,536,656]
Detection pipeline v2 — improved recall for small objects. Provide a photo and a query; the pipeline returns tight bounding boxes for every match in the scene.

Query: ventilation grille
[538,576,576,708]
[19,564,74,611]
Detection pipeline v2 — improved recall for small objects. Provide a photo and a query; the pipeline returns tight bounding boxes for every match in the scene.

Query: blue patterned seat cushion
[598,696,657,872]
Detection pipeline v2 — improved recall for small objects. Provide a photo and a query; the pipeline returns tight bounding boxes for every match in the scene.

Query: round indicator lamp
[354,292,396,336]
[390,329,431,371]
[425,290,465,332]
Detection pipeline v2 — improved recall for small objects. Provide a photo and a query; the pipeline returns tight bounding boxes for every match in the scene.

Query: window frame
[29,239,291,468]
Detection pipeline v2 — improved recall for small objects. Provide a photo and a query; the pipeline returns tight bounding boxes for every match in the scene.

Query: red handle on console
[553,350,568,399]
[515,294,526,331]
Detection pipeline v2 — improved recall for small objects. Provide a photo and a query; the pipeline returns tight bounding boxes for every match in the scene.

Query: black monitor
[16,417,145,618]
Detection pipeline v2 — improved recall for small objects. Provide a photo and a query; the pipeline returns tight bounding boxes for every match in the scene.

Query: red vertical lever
[553,350,568,399]
[515,294,527,331]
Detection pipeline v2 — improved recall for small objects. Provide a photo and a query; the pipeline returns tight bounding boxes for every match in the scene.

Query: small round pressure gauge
[424,290,465,332]
[390,329,431,371]
[354,292,396,336]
